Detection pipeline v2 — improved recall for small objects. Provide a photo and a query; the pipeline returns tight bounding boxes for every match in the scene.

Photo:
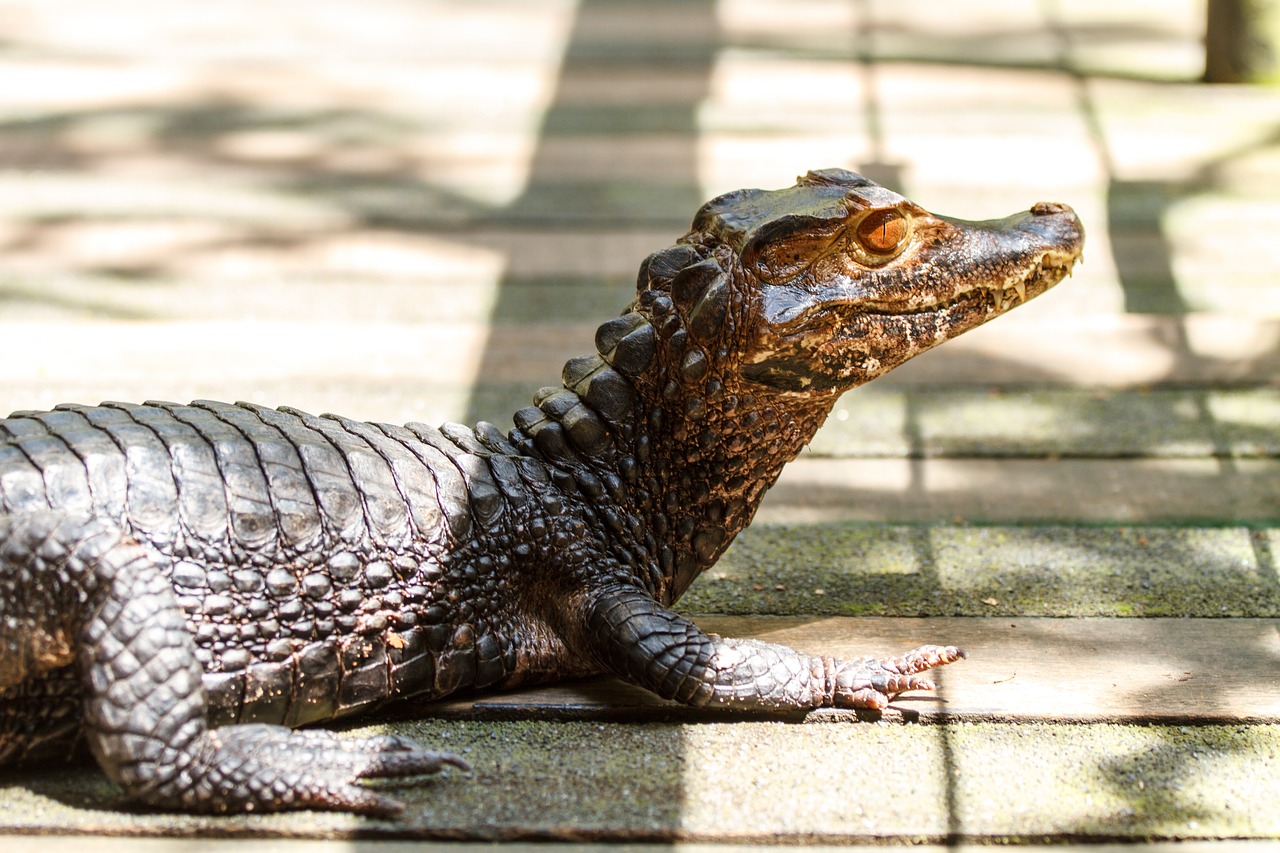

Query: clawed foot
[165,724,470,816]
[828,644,966,710]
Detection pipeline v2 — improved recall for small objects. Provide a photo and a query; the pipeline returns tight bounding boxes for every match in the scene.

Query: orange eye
[855,209,909,256]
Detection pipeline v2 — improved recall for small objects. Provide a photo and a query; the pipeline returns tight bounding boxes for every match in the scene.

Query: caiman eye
[855,208,909,256]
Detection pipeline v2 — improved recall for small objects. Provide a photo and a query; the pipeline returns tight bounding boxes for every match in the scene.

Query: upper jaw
[759,201,1085,328]
[933,202,1085,313]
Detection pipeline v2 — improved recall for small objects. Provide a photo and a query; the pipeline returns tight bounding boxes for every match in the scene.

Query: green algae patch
[681,523,1280,618]
[936,722,1280,840]
[383,719,687,836]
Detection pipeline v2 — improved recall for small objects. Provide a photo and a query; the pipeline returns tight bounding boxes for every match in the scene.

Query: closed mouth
[840,249,1079,318]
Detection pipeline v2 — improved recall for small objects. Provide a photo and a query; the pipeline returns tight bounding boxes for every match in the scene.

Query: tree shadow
[461,0,719,425]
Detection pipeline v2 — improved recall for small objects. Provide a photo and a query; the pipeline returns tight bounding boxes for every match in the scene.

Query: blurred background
[0,0,1277,461]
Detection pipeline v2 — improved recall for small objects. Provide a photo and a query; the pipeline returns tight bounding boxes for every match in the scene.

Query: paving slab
[4,315,1280,424]
[813,387,1280,458]
[2,717,1278,842]
[2,614,1278,841]
[759,459,1280,525]
[690,525,1280,617]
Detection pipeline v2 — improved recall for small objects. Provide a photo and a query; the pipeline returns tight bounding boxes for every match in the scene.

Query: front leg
[3,512,467,816]
[585,585,964,712]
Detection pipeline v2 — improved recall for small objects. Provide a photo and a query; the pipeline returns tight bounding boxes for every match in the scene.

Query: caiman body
[0,170,1083,815]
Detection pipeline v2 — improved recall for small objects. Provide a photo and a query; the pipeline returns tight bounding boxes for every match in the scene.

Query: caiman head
[671,167,1086,393]
[523,169,1083,603]
[556,169,1084,422]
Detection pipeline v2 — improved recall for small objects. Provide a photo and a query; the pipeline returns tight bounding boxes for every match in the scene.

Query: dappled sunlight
[759,455,1273,525]
[714,0,859,51]
[0,0,581,63]
[929,525,1269,617]
[910,389,1211,457]
[678,723,950,836]
[952,724,1280,837]
[0,2,583,344]
[1091,78,1280,181]
[1079,726,1280,836]
[2,319,486,384]
[703,521,1278,618]
[798,384,1279,460]
[1209,389,1280,456]
[1184,314,1280,368]
[1165,194,1280,264]
[12,218,242,274]
[0,170,350,226]
[931,618,1280,720]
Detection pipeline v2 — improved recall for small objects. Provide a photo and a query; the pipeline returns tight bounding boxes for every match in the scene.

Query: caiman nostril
[1031,201,1073,216]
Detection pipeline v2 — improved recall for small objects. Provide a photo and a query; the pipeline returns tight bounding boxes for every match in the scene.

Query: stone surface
[2,718,1279,842]
[686,525,1280,617]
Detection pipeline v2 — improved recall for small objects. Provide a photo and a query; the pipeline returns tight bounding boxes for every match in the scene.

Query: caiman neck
[508,242,841,605]
[626,242,847,605]
[629,363,837,604]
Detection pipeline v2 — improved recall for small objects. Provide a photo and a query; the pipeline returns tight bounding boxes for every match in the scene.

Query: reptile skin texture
[0,170,1084,815]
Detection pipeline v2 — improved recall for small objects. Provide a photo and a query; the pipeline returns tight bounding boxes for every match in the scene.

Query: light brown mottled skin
[0,169,1083,816]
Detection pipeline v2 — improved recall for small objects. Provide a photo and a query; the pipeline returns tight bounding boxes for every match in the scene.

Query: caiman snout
[1029,201,1085,247]
[984,201,1085,261]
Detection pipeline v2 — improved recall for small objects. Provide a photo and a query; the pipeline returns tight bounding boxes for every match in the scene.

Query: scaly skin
[0,169,1084,815]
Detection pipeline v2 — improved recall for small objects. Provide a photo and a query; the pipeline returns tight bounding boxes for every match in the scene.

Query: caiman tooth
[986,287,1002,312]
[1014,279,1026,303]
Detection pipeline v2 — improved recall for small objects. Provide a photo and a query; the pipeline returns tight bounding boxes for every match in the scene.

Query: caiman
[0,169,1084,815]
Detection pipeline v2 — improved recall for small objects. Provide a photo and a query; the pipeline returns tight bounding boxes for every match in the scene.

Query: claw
[358,748,472,779]
[846,687,891,710]
[327,788,409,818]
[829,643,966,709]
[880,673,937,695]
[886,644,967,675]
[162,724,469,816]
